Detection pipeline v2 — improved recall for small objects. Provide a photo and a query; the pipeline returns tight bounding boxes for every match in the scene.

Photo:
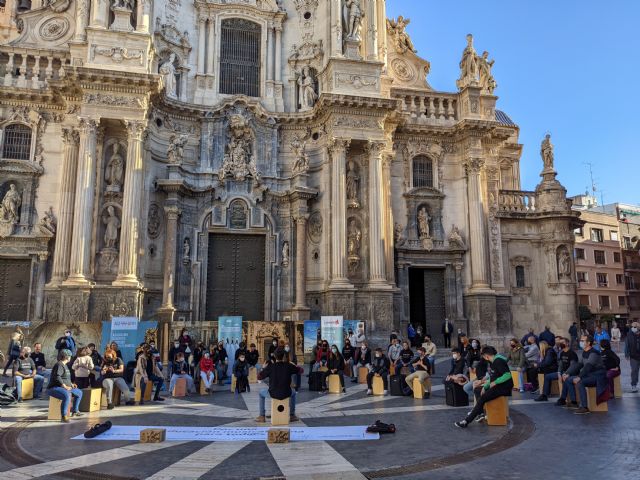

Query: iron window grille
[219,19,261,97]
[2,124,32,160]
[412,156,433,188]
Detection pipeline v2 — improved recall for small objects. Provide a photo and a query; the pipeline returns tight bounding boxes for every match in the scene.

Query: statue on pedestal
[103,206,120,248]
[343,0,363,40]
[456,34,479,90]
[540,134,554,171]
[282,241,290,267]
[159,54,178,99]
[448,225,466,249]
[347,218,361,273]
[167,133,188,164]
[291,136,309,175]
[104,143,124,192]
[346,160,360,208]
[0,183,21,237]
[297,66,317,111]
[477,51,496,94]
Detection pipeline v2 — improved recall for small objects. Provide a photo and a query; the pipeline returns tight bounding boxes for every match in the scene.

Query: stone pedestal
[110,7,133,32]
[464,293,498,342]
[343,38,362,60]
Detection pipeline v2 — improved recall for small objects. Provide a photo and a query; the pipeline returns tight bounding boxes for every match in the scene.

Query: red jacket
[200,357,214,373]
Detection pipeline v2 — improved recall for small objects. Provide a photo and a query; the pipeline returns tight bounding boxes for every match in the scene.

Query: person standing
[3,328,23,376]
[611,324,621,352]
[539,326,556,347]
[593,325,610,353]
[441,319,453,348]
[47,349,83,422]
[624,321,640,393]
[55,330,76,356]
[568,322,578,350]
[213,341,228,385]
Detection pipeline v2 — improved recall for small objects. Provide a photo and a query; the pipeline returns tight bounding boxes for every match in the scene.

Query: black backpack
[0,383,17,406]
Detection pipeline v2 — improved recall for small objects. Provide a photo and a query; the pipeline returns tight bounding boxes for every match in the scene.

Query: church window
[515,266,525,288]
[219,19,261,97]
[2,124,32,160]
[412,155,433,188]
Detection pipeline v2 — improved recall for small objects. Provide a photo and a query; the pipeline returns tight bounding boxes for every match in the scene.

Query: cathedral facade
[0,0,580,348]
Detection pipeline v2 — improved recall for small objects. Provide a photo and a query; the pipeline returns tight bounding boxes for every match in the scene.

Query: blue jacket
[539,329,555,346]
[593,331,610,352]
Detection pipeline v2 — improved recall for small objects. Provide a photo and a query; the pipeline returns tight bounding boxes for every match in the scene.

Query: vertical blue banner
[100,318,158,363]
[303,320,321,355]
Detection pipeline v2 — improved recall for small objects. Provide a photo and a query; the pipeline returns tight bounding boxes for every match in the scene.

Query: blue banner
[321,316,344,351]
[100,318,158,364]
[303,320,321,355]
[218,316,243,344]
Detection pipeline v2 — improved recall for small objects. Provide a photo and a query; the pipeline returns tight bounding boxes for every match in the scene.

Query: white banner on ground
[72,425,379,442]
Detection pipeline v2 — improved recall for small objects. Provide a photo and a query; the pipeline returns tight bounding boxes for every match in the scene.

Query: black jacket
[30,352,46,370]
[48,361,72,389]
[246,350,260,366]
[327,353,345,372]
[601,349,620,370]
[355,348,371,366]
[342,345,354,360]
[397,348,414,365]
[448,358,466,376]
[539,329,556,346]
[538,349,558,374]
[370,355,390,376]
[259,361,299,400]
[466,348,481,368]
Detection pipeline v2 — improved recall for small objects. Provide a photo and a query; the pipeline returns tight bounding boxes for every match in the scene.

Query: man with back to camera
[255,350,301,423]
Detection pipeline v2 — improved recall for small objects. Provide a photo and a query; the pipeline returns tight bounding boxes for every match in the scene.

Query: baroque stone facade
[0,0,580,349]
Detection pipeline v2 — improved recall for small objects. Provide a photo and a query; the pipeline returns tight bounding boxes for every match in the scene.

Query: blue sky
[387,0,639,205]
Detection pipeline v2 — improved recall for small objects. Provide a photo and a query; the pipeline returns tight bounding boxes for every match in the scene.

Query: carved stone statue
[477,51,496,94]
[448,225,466,249]
[0,184,21,224]
[104,143,124,192]
[291,136,309,174]
[386,16,416,54]
[343,0,363,40]
[103,205,121,248]
[219,114,259,182]
[297,66,317,111]
[159,53,178,99]
[417,207,431,239]
[346,160,359,208]
[558,247,571,278]
[282,241,290,267]
[456,34,479,90]
[540,134,554,171]
[394,223,406,247]
[183,237,190,265]
[167,133,188,164]
[39,206,56,234]
[347,219,361,272]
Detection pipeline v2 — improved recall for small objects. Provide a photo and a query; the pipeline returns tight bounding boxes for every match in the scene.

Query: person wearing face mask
[283,342,301,391]
[233,352,250,394]
[324,344,346,393]
[624,321,640,393]
[466,339,481,370]
[134,343,164,404]
[524,336,541,391]
[199,351,215,393]
[463,347,489,401]
[406,347,431,398]
[268,338,279,362]
[13,347,45,401]
[506,338,527,393]
[556,335,607,413]
[169,351,196,394]
[600,339,621,396]
[314,340,330,372]
[214,341,228,385]
[387,338,402,367]
[422,335,437,374]
[101,348,135,408]
[246,343,260,373]
[342,339,354,377]
[109,342,123,360]
[168,340,184,378]
[366,348,390,395]
[455,346,513,428]
[55,329,76,357]
[347,329,358,348]
[536,338,577,402]
[445,348,467,385]
[395,341,414,375]
[352,342,371,382]
[178,328,192,352]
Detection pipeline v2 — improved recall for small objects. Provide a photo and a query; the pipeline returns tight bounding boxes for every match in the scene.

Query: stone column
[136,0,150,33]
[366,0,378,60]
[50,127,79,284]
[266,26,274,81]
[465,158,490,290]
[274,26,282,82]
[366,140,387,285]
[330,0,342,56]
[328,138,351,288]
[34,253,48,320]
[197,16,206,75]
[65,118,98,285]
[206,18,215,75]
[161,206,180,309]
[294,214,308,308]
[382,153,394,283]
[74,0,90,41]
[89,0,108,28]
[114,121,146,287]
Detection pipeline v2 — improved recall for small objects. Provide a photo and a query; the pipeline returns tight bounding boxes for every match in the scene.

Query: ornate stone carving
[296,66,317,111]
[448,225,466,249]
[289,40,324,64]
[394,223,406,247]
[47,0,72,13]
[219,114,259,182]
[540,134,554,172]
[84,93,146,108]
[39,17,70,40]
[103,205,121,248]
[94,46,144,64]
[167,133,188,164]
[346,160,360,209]
[335,73,377,90]
[386,16,416,54]
[281,240,290,267]
[456,34,479,90]
[463,158,485,176]
[159,53,178,99]
[104,143,125,192]
[347,218,361,273]
[417,206,433,251]
[99,247,118,274]
[182,237,190,265]
[147,203,163,238]
[557,245,571,279]
[0,184,21,237]
[390,58,414,82]
[478,51,496,94]
[343,0,363,40]
[291,135,309,174]
[38,206,56,235]
[307,211,322,244]
[229,200,248,229]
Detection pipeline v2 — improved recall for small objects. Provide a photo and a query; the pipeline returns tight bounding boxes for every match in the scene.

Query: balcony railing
[0,48,69,90]
[392,89,458,124]
[498,190,537,214]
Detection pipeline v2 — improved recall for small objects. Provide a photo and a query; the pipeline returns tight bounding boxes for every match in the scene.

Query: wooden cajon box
[199,380,208,395]
[271,397,290,426]
[400,366,410,375]
[328,374,341,394]
[48,396,71,420]
[248,367,258,384]
[318,366,328,372]
[537,373,559,396]
[344,363,352,376]
[358,366,368,384]
[586,387,608,412]
[21,377,34,400]
[613,375,622,399]
[511,370,526,389]
[413,377,425,399]
[470,370,477,382]
[135,382,153,403]
[484,396,509,426]
[389,364,396,376]
[140,428,166,443]
[113,384,122,406]
[80,388,102,412]
[372,374,384,396]
[101,383,122,407]
[230,375,236,393]
[172,377,187,397]
[267,428,290,444]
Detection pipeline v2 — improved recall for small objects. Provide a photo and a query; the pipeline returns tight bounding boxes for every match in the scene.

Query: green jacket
[506,346,527,369]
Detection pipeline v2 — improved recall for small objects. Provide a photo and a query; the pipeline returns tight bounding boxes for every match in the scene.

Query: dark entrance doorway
[409,268,446,345]
[0,258,31,322]
[206,234,265,321]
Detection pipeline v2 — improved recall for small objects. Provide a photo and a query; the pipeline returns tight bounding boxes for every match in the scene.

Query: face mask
[375,354,381,358]
[331,347,337,353]
[284,346,290,352]
[65,332,71,337]
[632,327,639,333]
[273,341,278,346]
[472,342,478,348]
[150,344,155,349]
[361,346,367,351]
[557,344,565,350]
[452,355,458,360]
[204,354,209,358]
[510,344,516,349]
[174,343,179,348]
[579,341,586,349]
[239,357,245,362]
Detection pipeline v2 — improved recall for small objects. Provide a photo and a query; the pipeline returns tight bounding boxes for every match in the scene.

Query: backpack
[0,383,17,406]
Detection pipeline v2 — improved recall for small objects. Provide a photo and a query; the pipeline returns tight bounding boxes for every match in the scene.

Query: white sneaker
[383,390,388,396]
[366,389,372,395]
[631,387,638,393]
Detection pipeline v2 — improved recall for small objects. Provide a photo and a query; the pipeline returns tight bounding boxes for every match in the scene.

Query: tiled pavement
[1,356,638,480]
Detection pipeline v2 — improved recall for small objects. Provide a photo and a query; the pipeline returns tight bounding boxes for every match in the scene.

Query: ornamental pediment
[385,16,432,90]
[195,0,280,13]
[404,187,443,199]
[9,0,75,49]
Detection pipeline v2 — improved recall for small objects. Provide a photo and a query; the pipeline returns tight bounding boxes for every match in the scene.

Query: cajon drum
[102,383,122,407]
[135,382,153,403]
[484,396,509,426]
[200,380,208,395]
[613,375,622,399]
[537,373,560,396]
[318,366,329,372]
[372,374,384,396]
[172,377,187,397]
[470,370,477,382]
[80,388,102,412]
[358,366,368,384]
[328,374,341,394]
[48,396,71,420]
[230,375,236,393]
[21,377,34,400]
[586,387,608,412]
[400,366,410,375]
[271,397,290,426]
[413,377,425,399]
[249,367,258,384]
[140,428,166,443]
[511,370,526,389]
[390,364,396,376]
[344,363,352,376]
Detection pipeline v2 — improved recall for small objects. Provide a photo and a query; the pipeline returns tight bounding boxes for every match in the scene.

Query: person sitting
[600,339,621,396]
[101,348,135,409]
[406,347,431,398]
[342,339,355,378]
[524,336,541,392]
[199,351,215,392]
[246,343,260,373]
[464,351,489,399]
[466,339,481,371]
[30,342,48,383]
[87,343,102,387]
[445,348,467,388]
[169,351,196,394]
[313,340,330,372]
[395,341,414,374]
[309,339,321,375]
[109,341,123,360]
[268,338,279,363]
[536,338,577,402]
[47,349,83,422]
[233,352,250,394]
[134,343,164,404]
[13,347,45,401]
[71,347,94,389]
[455,346,513,428]
[324,344,346,393]
[192,341,205,382]
[387,338,402,368]
[168,340,184,377]
[506,338,527,393]
[255,350,301,423]
[533,340,558,394]
[283,342,301,391]
[557,335,607,414]
[422,335,438,374]
[352,342,371,382]
[366,348,390,396]
[213,341,228,385]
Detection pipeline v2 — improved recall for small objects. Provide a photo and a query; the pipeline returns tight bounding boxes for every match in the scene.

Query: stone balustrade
[0,48,69,89]
[392,89,458,123]
[498,190,537,214]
